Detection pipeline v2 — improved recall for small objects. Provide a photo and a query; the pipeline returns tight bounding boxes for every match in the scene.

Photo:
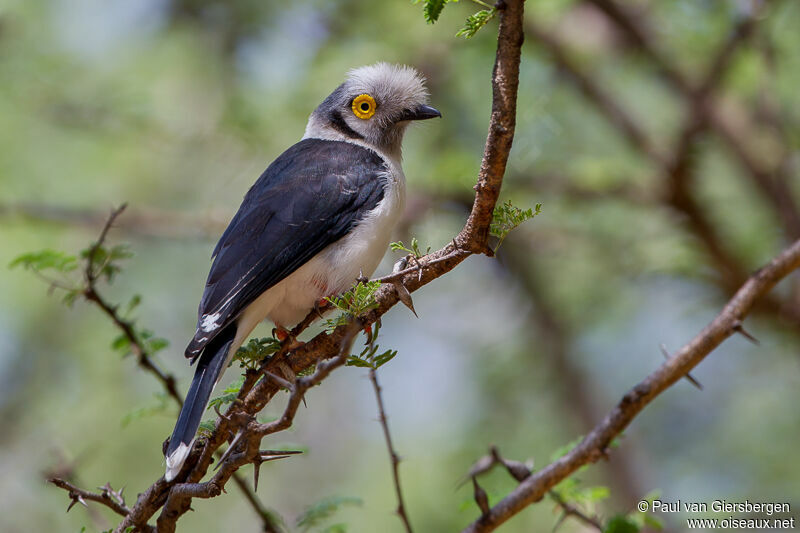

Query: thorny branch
[462,239,800,531]
[47,205,279,531]
[153,324,363,533]
[108,1,527,530]
[47,478,132,520]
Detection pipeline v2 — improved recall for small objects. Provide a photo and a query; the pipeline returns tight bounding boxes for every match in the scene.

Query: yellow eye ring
[352,94,376,120]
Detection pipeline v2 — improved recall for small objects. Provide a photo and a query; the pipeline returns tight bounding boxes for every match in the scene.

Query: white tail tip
[165,441,192,482]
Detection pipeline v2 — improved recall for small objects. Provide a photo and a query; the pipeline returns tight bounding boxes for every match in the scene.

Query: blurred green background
[1,0,799,531]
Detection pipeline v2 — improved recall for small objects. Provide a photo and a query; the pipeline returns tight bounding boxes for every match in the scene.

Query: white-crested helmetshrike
[165,63,440,481]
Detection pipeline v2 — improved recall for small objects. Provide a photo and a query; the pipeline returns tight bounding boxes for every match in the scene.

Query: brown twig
[48,477,133,519]
[462,238,800,531]
[549,491,603,532]
[80,205,183,406]
[154,323,362,532]
[45,205,275,532]
[369,367,413,533]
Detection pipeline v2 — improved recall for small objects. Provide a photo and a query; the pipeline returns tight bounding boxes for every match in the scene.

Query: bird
[164,63,441,481]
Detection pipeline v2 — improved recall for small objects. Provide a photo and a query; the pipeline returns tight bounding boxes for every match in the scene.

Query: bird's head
[305,63,441,159]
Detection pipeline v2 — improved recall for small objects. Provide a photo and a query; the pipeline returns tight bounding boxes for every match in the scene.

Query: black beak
[399,104,442,121]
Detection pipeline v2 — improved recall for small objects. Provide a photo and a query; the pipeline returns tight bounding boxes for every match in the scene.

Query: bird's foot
[273,326,305,351]
[315,297,332,315]
[273,326,291,342]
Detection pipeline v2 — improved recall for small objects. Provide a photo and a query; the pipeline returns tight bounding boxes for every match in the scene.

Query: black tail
[165,323,236,481]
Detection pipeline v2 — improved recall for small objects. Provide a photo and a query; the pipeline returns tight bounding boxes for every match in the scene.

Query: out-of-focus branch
[0,202,228,240]
[370,367,413,533]
[526,15,753,290]
[44,206,278,532]
[81,205,183,406]
[498,240,648,510]
[527,11,800,325]
[585,0,800,239]
[462,238,800,532]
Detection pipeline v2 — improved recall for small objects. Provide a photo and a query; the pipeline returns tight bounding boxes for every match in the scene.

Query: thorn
[215,429,245,470]
[278,362,296,382]
[392,280,417,317]
[253,460,261,492]
[356,271,368,284]
[263,371,293,391]
[278,362,304,406]
[472,477,490,516]
[67,493,88,512]
[363,323,373,342]
[552,511,568,532]
[315,297,332,317]
[260,449,303,456]
[732,320,760,345]
[458,453,496,487]
[259,454,293,463]
[392,256,409,274]
[414,257,424,282]
[660,343,703,390]
[213,403,231,422]
[502,459,532,482]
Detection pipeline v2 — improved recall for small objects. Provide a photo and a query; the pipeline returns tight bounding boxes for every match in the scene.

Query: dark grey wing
[185,138,388,359]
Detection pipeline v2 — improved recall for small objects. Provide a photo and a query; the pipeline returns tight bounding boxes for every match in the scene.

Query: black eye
[360,102,370,112]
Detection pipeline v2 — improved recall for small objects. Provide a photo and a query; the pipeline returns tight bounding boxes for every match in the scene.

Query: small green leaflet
[490,201,542,251]
[296,496,363,531]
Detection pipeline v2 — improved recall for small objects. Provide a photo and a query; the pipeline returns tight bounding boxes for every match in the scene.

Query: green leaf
[121,393,168,427]
[198,419,216,437]
[234,336,281,369]
[374,349,398,368]
[345,356,374,368]
[297,496,362,531]
[604,515,640,533]
[550,435,583,462]
[456,8,497,38]
[146,337,169,354]
[126,294,142,314]
[208,375,247,410]
[324,280,381,332]
[421,0,449,23]
[580,485,611,503]
[390,238,429,258]
[490,201,542,251]
[80,243,133,282]
[61,289,81,307]
[9,250,78,272]
[643,514,663,530]
[111,334,132,356]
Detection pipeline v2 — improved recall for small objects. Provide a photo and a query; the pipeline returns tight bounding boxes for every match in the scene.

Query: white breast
[232,154,405,346]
